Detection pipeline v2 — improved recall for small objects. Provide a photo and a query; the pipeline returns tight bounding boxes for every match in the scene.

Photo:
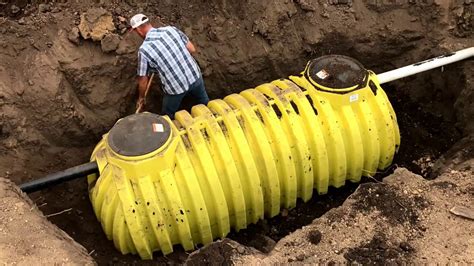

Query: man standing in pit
[130,14,209,119]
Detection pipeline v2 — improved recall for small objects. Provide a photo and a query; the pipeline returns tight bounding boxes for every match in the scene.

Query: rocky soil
[0,0,472,264]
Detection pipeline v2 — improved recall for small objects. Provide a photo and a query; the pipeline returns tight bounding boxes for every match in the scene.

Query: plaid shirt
[137,26,200,95]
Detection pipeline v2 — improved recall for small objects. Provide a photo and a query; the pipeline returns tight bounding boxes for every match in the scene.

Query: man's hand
[186,41,196,54]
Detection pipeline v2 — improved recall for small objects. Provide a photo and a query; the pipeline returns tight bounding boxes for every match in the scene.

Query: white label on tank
[152,123,164,133]
[350,94,359,103]
[316,69,330,79]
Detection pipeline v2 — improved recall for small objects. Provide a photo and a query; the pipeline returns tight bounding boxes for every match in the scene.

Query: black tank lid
[108,113,171,157]
[305,55,367,89]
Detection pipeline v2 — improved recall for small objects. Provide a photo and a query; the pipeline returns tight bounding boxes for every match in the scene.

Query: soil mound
[0,178,94,265]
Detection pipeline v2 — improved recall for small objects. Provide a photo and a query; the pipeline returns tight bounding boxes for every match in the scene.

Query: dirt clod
[399,241,415,252]
[101,33,121,53]
[10,5,20,14]
[307,230,322,245]
[185,239,256,265]
[38,4,50,13]
[295,0,317,12]
[79,8,115,41]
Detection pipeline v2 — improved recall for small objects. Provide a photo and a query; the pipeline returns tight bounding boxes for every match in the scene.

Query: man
[130,14,209,119]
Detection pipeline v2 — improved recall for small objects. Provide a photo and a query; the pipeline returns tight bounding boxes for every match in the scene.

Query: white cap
[130,14,149,29]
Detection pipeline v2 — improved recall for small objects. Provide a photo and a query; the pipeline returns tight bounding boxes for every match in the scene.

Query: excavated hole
[387,66,465,178]
[27,52,466,264]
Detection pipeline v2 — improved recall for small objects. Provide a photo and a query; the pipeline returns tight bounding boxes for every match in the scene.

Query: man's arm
[136,51,150,112]
[135,76,149,113]
[137,76,149,100]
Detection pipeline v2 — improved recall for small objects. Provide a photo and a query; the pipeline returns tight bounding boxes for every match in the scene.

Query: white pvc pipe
[377,47,474,84]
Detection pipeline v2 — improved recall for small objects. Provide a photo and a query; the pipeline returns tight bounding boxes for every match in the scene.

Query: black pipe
[20,161,99,193]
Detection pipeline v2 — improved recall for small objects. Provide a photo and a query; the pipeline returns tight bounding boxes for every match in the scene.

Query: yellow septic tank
[87,55,400,259]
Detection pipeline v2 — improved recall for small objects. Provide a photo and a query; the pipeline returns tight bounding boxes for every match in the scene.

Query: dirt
[343,232,414,265]
[351,182,430,227]
[0,177,94,265]
[227,183,359,248]
[231,168,474,264]
[0,0,473,264]
[185,239,256,265]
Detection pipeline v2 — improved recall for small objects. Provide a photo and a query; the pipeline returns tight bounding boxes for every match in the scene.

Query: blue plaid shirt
[137,26,200,95]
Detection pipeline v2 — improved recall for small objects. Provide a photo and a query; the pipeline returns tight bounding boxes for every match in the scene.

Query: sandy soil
[0,0,473,264]
[0,177,94,265]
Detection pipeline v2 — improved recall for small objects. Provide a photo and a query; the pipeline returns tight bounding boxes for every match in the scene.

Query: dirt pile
[220,168,474,264]
[0,177,95,265]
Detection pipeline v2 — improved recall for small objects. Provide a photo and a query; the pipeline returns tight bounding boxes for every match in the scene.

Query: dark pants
[162,77,209,119]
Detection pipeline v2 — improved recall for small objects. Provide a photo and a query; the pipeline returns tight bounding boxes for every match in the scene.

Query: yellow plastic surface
[87,71,400,259]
